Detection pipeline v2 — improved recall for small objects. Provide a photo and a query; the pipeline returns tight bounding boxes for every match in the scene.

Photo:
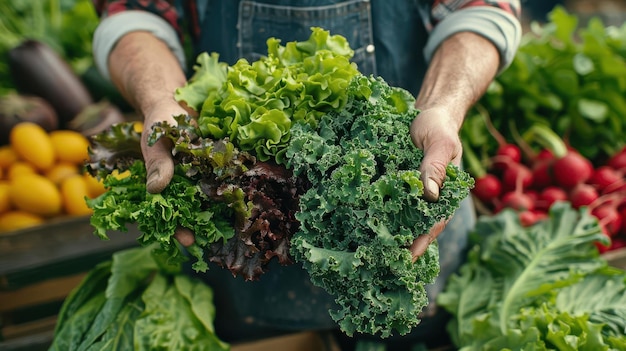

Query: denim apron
[185,0,476,343]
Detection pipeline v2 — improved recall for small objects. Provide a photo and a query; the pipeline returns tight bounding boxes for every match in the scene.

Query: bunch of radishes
[467,124,626,253]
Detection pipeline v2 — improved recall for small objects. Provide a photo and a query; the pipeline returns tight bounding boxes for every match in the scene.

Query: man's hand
[140,101,197,247]
[140,102,184,194]
[408,107,464,261]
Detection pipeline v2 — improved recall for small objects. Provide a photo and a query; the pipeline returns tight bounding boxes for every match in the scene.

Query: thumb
[419,146,449,202]
[142,129,175,194]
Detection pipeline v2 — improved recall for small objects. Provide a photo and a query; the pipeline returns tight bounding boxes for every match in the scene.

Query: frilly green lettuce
[175,27,359,162]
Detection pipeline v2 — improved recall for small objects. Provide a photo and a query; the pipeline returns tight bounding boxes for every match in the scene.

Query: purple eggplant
[8,39,93,128]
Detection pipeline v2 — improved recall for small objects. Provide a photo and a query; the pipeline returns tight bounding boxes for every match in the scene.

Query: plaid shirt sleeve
[426,0,521,31]
[92,0,200,40]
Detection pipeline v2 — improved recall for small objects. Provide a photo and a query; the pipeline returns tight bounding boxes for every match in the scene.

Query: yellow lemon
[60,174,93,216]
[0,145,18,169]
[49,130,90,165]
[7,161,37,181]
[10,122,55,171]
[0,211,44,233]
[9,173,62,217]
[0,182,11,213]
[45,162,80,186]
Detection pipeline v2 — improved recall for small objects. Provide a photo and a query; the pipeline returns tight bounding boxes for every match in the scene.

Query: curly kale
[287,75,474,338]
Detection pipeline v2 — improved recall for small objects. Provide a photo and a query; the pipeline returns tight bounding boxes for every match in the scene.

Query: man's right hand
[140,101,197,247]
[141,102,183,194]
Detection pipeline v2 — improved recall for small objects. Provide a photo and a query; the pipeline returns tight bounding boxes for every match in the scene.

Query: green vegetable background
[438,202,626,350]
[49,245,230,351]
[462,6,626,166]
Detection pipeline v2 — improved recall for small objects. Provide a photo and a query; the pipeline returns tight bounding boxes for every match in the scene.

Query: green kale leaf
[288,75,474,338]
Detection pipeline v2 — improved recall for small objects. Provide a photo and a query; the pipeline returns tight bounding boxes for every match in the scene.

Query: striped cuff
[424,6,522,74]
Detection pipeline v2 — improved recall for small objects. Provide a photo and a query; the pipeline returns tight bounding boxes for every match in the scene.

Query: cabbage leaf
[438,202,626,350]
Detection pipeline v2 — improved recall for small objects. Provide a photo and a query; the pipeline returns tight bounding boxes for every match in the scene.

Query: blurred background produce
[0,121,108,232]
[462,3,626,255]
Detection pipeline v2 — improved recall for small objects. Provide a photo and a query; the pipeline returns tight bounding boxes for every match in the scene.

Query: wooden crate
[0,216,139,349]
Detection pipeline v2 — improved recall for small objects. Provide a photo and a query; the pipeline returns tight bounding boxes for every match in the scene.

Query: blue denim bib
[190,0,430,96]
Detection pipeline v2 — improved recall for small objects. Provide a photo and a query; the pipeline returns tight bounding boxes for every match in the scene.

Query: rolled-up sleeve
[92,6,186,80]
[422,1,522,74]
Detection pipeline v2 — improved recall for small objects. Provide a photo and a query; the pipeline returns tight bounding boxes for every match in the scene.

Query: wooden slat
[0,273,85,312]
[1,316,57,340]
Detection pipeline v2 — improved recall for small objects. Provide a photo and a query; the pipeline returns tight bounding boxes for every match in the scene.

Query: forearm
[108,31,187,117]
[415,31,499,130]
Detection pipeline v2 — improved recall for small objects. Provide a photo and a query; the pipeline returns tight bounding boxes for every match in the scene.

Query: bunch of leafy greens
[86,28,474,338]
[49,245,230,351]
[438,202,626,350]
[461,6,626,163]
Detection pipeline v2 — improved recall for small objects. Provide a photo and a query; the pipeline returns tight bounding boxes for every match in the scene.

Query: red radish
[569,183,599,209]
[472,173,502,203]
[474,103,522,171]
[502,163,533,191]
[591,204,622,237]
[552,151,594,189]
[537,186,567,211]
[519,209,548,227]
[525,190,539,204]
[500,191,534,211]
[531,159,554,189]
[607,146,626,171]
[620,207,626,235]
[492,144,522,171]
[610,237,626,251]
[588,166,621,193]
[536,148,554,161]
[602,178,626,195]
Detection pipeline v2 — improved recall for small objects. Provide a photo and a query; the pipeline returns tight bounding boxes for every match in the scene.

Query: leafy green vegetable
[86,28,474,338]
[49,245,230,351]
[86,119,305,279]
[462,6,626,163]
[288,75,473,338]
[175,27,359,162]
[438,202,626,350]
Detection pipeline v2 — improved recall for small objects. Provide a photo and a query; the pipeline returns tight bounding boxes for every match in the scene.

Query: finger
[410,220,447,262]
[410,235,434,262]
[174,227,195,247]
[418,146,448,202]
[141,127,175,194]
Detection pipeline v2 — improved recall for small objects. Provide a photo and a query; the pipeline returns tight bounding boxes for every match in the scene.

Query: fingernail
[426,179,439,199]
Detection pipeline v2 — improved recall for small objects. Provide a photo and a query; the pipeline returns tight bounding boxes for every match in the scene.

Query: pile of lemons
[0,122,107,233]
